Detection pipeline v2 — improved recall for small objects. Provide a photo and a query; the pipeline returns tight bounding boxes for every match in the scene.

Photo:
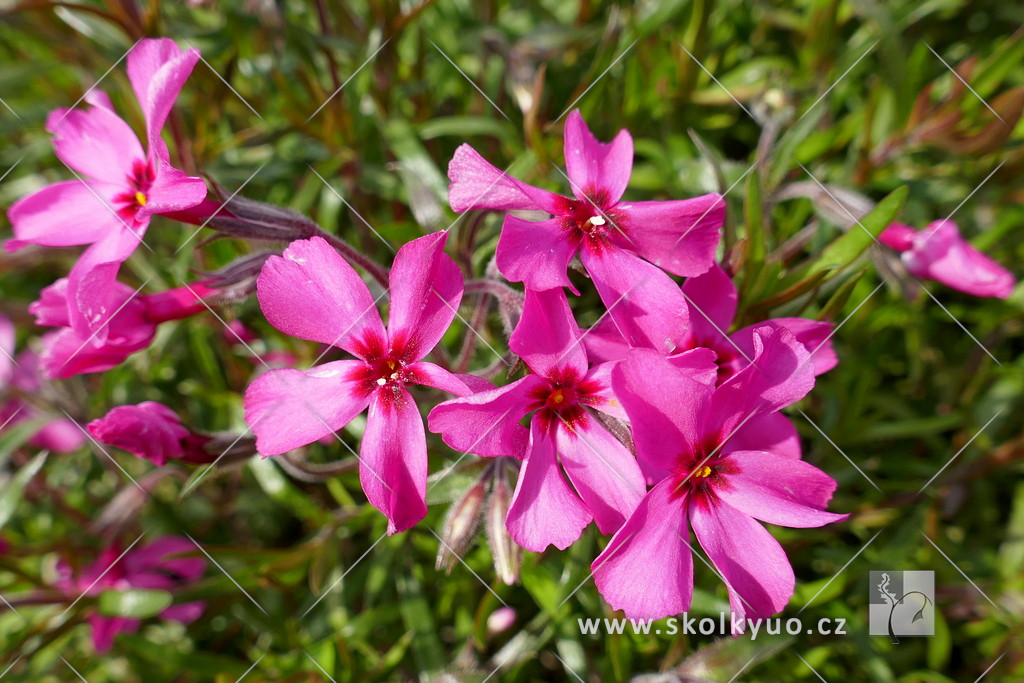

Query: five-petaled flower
[447,109,725,348]
[591,339,847,625]
[244,232,470,534]
[429,288,646,551]
[29,277,214,379]
[5,38,208,340]
[54,536,206,652]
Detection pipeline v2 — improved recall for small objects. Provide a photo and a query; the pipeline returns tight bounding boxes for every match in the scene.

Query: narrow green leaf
[0,450,48,529]
[98,589,173,618]
[805,185,908,276]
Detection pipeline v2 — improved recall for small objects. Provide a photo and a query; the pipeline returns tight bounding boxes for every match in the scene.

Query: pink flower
[429,288,646,551]
[0,314,85,453]
[55,536,206,652]
[5,39,207,339]
[244,232,470,534]
[592,340,847,624]
[879,220,1015,298]
[448,110,724,347]
[88,402,211,466]
[584,263,838,381]
[30,278,212,379]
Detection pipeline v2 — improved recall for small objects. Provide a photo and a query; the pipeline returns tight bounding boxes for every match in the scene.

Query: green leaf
[98,589,173,618]
[0,450,48,530]
[805,185,908,276]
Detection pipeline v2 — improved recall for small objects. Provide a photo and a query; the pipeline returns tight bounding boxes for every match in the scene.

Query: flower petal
[386,231,463,361]
[690,499,794,622]
[127,38,200,143]
[0,314,14,387]
[140,158,208,217]
[495,216,579,292]
[256,236,386,356]
[612,348,716,477]
[581,315,631,363]
[681,263,737,344]
[592,479,693,620]
[45,105,144,183]
[620,194,724,277]
[716,450,848,526]
[6,181,125,251]
[731,318,837,376]
[427,375,543,459]
[580,245,689,353]
[563,110,633,204]
[506,420,593,551]
[447,143,560,213]
[88,402,188,466]
[904,220,1016,299]
[578,362,628,421]
[244,360,371,456]
[509,288,588,379]
[407,361,472,397]
[124,536,205,588]
[555,414,645,534]
[708,325,815,442]
[360,389,428,534]
[724,413,801,459]
[66,228,145,339]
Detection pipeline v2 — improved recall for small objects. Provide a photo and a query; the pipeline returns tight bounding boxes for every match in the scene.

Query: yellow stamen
[693,465,712,478]
[551,389,565,404]
[135,191,147,207]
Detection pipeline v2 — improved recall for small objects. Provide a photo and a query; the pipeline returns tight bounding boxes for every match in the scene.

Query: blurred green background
[1,0,1023,681]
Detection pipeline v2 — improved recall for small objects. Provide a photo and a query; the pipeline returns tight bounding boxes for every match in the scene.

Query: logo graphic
[869,570,934,642]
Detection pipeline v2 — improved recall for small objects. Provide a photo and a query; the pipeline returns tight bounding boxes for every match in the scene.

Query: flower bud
[435,479,486,573]
[487,469,521,585]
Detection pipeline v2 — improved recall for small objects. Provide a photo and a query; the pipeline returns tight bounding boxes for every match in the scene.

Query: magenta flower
[30,278,213,379]
[0,315,85,453]
[244,232,469,534]
[54,536,206,652]
[880,220,1015,298]
[88,402,211,466]
[584,263,838,381]
[448,110,724,347]
[429,287,646,551]
[5,38,206,339]
[592,340,847,623]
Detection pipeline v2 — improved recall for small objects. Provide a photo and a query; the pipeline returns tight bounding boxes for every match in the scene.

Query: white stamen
[376,377,387,386]
[589,215,606,226]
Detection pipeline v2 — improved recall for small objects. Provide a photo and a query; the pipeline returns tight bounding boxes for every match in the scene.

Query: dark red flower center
[668,451,737,507]
[556,190,627,248]
[114,159,155,222]
[526,367,607,431]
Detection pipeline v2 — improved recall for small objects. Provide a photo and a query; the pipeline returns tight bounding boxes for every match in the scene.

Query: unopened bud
[435,479,486,573]
[487,470,521,585]
[207,193,319,243]
[486,606,517,636]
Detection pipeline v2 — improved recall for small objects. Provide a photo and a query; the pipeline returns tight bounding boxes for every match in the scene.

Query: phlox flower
[585,263,838,381]
[0,315,84,453]
[6,38,207,339]
[429,287,647,551]
[880,220,1015,299]
[244,232,469,534]
[30,278,213,379]
[592,338,847,624]
[88,402,211,466]
[448,109,724,348]
[54,536,206,652]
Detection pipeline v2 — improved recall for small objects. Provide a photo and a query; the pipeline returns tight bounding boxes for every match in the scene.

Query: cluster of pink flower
[240,110,850,626]
[4,38,1017,638]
